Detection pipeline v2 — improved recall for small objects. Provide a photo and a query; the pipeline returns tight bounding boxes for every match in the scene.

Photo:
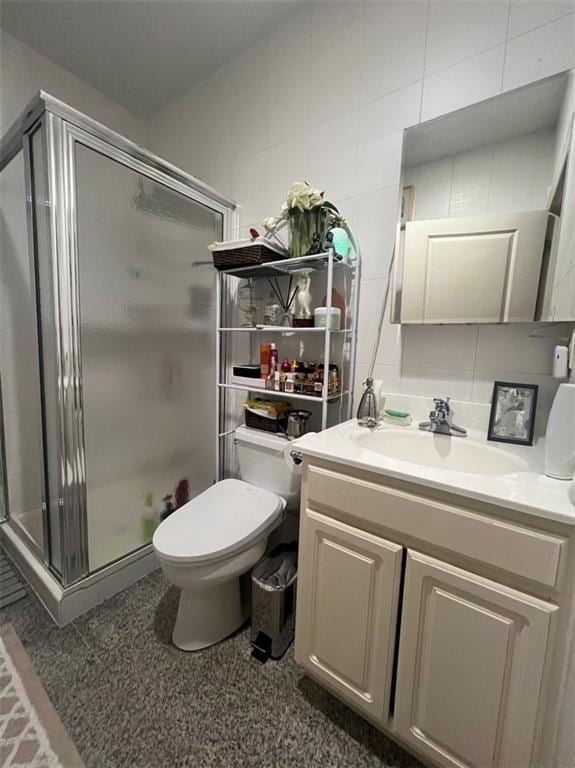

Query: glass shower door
[74,143,222,570]
[0,150,46,555]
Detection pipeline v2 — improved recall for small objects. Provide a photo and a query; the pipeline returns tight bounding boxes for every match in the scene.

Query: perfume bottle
[270,343,279,371]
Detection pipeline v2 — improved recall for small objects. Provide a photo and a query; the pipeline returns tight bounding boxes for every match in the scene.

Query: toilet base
[173,577,247,651]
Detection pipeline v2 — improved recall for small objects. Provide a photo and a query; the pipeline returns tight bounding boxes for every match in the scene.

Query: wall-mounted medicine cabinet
[392,68,575,325]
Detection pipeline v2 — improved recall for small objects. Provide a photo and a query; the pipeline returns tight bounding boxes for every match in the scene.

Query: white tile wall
[421,44,506,121]
[306,112,359,202]
[312,0,364,43]
[509,0,575,38]
[266,11,313,146]
[401,326,479,371]
[309,16,363,127]
[352,185,399,280]
[144,0,575,431]
[263,134,309,215]
[425,1,509,75]
[361,1,427,104]
[408,128,557,220]
[503,13,575,91]
[355,83,422,195]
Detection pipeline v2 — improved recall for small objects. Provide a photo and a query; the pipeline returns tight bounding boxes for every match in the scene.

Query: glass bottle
[313,365,324,396]
[263,291,281,325]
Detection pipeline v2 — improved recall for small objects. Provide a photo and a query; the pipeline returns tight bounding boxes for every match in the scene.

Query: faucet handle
[433,396,450,410]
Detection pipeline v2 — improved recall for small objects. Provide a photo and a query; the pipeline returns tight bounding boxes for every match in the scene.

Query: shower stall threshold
[0,521,158,626]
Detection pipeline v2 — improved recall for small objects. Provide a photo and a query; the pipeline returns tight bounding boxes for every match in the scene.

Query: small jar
[264,300,282,325]
[314,306,341,331]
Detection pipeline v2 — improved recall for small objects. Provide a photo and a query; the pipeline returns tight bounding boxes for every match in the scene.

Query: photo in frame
[487,381,538,446]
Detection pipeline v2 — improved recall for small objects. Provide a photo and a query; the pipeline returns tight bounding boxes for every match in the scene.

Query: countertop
[293,419,575,527]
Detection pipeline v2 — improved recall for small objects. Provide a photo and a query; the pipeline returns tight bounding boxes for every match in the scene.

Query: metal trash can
[250,544,297,662]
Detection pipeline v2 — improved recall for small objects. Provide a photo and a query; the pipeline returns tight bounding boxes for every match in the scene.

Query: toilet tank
[234,426,300,508]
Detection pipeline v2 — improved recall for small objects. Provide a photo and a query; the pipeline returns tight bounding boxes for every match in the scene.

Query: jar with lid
[263,291,282,325]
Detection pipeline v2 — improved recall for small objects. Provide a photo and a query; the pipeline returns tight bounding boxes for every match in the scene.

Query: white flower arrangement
[263,181,337,257]
[283,181,324,212]
[263,181,325,233]
[207,181,344,263]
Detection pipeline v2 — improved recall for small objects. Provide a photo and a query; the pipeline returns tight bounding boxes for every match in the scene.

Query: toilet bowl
[153,477,286,651]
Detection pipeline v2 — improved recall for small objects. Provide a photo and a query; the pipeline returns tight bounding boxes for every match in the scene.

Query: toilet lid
[152,479,285,564]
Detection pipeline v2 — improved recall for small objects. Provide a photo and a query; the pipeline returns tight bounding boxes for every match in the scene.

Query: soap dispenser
[357,378,381,428]
[545,331,575,480]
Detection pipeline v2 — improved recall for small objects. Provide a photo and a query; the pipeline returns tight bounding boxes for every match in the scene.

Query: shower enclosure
[0,93,234,604]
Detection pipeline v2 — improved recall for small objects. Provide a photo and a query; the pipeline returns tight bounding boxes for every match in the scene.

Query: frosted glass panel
[75,144,222,570]
[0,151,45,552]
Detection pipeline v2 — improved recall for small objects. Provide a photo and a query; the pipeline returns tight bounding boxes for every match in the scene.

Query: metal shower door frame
[1,92,236,586]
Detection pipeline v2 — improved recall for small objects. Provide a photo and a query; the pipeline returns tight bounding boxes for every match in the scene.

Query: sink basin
[355,429,529,476]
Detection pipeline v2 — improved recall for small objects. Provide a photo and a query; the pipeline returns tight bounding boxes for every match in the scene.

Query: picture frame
[400,185,415,228]
[487,381,538,446]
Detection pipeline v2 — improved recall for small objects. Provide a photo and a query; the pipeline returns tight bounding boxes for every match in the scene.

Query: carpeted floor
[0,570,424,768]
[0,623,86,767]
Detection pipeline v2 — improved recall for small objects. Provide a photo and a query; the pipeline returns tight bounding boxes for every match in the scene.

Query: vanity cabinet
[295,462,569,768]
[394,551,557,768]
[295,509,403,724]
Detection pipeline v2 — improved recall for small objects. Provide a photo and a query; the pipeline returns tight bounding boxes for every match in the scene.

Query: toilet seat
[153,479,285,565]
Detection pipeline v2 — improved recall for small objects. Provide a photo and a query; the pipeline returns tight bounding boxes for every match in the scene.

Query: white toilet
[153,426,300,651]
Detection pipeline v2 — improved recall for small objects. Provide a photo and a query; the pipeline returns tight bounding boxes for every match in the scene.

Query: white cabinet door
[295,508,403,724]
[401,210,548,323]
[394,551,558,768]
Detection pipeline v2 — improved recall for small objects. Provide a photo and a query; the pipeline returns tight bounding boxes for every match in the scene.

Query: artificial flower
[284,181,324,212]
[262,216,279,231]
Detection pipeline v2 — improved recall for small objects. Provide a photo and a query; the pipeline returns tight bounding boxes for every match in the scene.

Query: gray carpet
[0,570,424,768]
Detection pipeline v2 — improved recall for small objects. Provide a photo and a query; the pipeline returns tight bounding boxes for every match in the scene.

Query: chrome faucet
[419,397,467,437]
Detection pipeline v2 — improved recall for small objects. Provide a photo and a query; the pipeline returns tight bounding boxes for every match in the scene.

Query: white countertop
[294,419,575,527]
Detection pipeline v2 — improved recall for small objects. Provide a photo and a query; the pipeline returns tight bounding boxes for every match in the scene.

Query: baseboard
[0,521,159,626]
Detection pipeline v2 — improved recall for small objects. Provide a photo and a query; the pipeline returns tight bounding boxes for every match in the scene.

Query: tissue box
[231,375,266,389]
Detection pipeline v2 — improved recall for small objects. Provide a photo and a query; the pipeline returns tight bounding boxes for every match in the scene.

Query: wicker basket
[245,410,287,434]
[211,239,287,271]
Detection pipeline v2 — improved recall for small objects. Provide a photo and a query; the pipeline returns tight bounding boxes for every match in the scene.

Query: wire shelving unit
[215,249,359,480]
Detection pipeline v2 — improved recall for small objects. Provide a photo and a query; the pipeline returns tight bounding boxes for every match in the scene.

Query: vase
[289,206,328,258]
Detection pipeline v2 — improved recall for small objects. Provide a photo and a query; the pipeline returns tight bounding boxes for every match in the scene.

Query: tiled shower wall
[148,0,575,432]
